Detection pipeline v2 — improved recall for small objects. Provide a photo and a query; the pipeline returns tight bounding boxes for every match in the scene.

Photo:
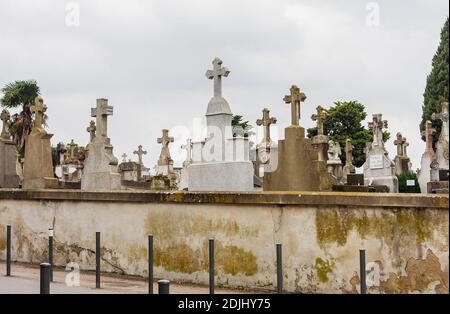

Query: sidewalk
[0,262,264,294]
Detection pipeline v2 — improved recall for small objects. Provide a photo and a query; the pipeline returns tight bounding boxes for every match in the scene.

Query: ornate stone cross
[121,153,127,163]
[181,139,193,166]
[67,139,77,158]
[1,109,11,139]
[345,138,354,168]
[368,114,387,147]
[133,145,147,166]
[256,108,277,145]
[422,120,436,155]
[394,132,406,157]
[31,96,47,132]
[311,105,328,136]
[402,137,409,157]
[432,101,449,142]
[283,85,306,126]
[86,120,96,142]
[91,99,113,139]
[157,129,174,164]
[206,57,230,97]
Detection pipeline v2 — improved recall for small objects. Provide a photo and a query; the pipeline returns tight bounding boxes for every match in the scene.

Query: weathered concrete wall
[0,190,448,294]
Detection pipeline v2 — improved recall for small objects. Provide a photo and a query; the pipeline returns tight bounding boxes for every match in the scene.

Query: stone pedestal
[22,132,58,190]
[0,138,20,188]
[363,147,398,193]
[418,154,434,194]
[312,135,328,162]
[81,139,121,191]
[327,160,343,183]
[264,126,332,192]
[394,156,412,176]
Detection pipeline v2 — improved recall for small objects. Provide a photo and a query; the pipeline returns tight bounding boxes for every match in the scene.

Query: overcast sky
[0,0,448,171]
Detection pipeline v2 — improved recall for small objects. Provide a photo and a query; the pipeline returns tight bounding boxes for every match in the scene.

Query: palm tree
[0,80,41,157]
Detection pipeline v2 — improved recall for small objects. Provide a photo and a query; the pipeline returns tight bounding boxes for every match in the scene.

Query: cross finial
[402,137,409,157]
[67,139,77,158]
[181,138,193,167]
[256,108,277,145]
[91,99,113,140]
[393,132,406,157]
[311,105,328,136]
[206,57,230,97]
[368,114,388,147]
[30,96,47,133]
[121,153,128,163]
[1,109,11,139]
[157,129,174,165]
[86,120,96,142]
[283,85,307,126]
[133,145,147,166]
[422,120,436,154]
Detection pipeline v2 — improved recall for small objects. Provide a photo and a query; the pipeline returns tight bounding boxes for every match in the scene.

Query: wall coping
[0,189,448,209]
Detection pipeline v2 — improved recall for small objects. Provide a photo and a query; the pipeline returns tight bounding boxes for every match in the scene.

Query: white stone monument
[363,114,398,193]
[418,120,437,193]
[187,57,254,191]
[179,138,193,190]
[81,99,121,191]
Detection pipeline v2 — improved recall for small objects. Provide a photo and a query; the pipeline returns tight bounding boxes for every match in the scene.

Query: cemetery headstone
[0,109,20,188]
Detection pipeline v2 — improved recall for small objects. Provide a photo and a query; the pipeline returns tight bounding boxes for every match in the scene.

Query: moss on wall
[315,257,335,283]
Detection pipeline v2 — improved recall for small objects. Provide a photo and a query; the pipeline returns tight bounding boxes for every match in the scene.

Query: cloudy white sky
[0,0,448,171]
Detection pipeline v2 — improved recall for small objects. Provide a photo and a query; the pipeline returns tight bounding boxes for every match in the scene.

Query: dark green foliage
[231,115,254,138]
[420,17,449,147]
[397,172,421,193]
[307,101,390,167]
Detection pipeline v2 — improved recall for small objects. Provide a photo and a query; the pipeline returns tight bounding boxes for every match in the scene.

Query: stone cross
[86,120,96,142]
[206,57,230,97]
[345,138,354,167]
[181,139,193,165]
[283,85,306,126]
[432,101,449,142]
[157,129,174,163]
[121,153,127,163]
[1,109,11,139]
[30,96,47,132]
[311,105,328,136]
[402,137,409,157]
[256,108,277,145]
[133,145,147,166]
[394,132,406,157]
[422,120,436,154]
[67,139,77,158]
[368,114,387,147]
[91,99,113,139]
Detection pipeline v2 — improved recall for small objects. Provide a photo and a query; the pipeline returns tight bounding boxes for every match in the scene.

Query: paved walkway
[0,262,262,294]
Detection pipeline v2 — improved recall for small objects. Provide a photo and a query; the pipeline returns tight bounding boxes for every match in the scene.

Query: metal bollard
[276,244,283,294]
[360,249,366,294]
[96,232,101,289]
[48,229,54,282]
[158,279,170,294]
[148,234,153,294]
[209,239,214,295]
[40,263,51,294]
[6,225,11,276]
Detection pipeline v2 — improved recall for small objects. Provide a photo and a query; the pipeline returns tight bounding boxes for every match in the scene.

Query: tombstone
[263,85,332,192]
[179,139,193,190]
[61,140,85,183]
[81,99,121,191]
[418,120,437,193]
[133,145,149,182]
[187,57,254,191]
[311,105,329,162]
[151,129,178,190]
[0,109,20,188]
[22,97,59,189]
[255,108,278,178]
[326,140,343,182]
[432,101,449,170]
[362,114,398,193]
[393,132,412,176]
[343,138,355,179]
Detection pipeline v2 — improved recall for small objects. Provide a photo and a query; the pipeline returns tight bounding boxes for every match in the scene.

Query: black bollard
[209,239,214,295]
[360,249,366,294]
[158,279,170,294]
[148,234,153,294]
[48,229,54,282]
[6,225,11,276]
[96,232,101,289]
[40,263,51,294]
[276,244,283,294]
